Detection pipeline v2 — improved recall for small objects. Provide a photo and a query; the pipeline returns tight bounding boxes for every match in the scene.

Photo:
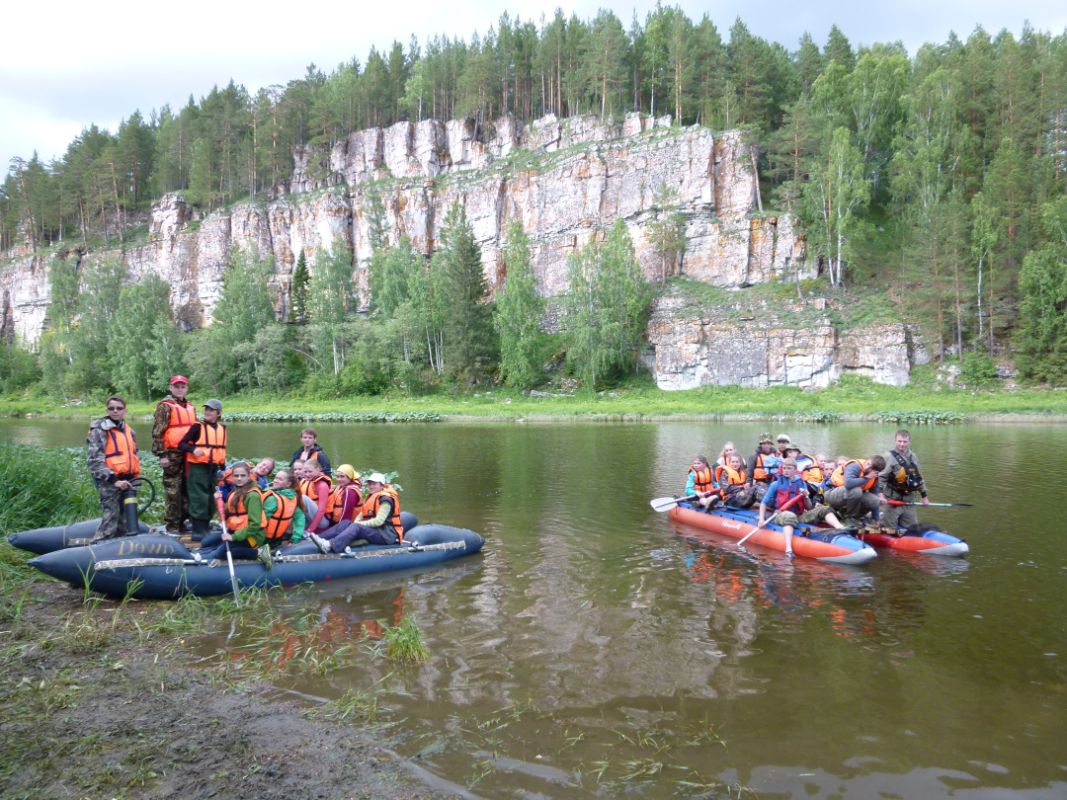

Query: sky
[2,0,1065,171]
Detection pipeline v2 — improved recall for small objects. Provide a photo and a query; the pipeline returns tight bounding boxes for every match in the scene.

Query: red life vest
[160,399,197,449]
[260,489,299,542]
[688,466,714,494]
[186,422,227,466]
[103,424,141,478]
[360,486,403,541]
[775,479,808,511]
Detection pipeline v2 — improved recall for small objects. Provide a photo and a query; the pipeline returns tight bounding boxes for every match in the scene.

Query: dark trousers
[199,532,259,563]
[185,462,217,523]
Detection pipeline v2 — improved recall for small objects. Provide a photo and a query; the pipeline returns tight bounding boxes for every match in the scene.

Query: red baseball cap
[169,375,189,386]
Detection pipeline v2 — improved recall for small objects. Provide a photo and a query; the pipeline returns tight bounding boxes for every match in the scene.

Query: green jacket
[240,488,306,548]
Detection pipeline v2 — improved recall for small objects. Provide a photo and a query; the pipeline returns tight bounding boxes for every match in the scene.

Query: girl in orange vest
[302,458,335,533]
[310,473,402,553]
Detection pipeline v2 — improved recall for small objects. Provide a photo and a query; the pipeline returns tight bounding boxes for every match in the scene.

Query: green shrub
[958,352,999,389]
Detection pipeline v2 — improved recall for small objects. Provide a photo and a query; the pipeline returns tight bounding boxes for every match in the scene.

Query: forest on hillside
[2,7,1067,393]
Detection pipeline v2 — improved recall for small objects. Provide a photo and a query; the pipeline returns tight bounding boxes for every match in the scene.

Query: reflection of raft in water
[28,521,485,601]
[668,503,877,566]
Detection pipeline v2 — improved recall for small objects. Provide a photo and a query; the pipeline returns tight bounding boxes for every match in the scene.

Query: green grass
[382,615,430,663]
[4,378,1067,425]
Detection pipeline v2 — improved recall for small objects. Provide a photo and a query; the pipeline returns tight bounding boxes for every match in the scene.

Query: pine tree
[431,204,497,382]
[290,251,309,324]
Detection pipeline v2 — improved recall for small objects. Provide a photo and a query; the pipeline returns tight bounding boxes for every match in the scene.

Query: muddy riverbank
[0,580,460,800]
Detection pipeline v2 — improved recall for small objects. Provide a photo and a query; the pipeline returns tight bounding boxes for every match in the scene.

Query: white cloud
[2,0,1065,169]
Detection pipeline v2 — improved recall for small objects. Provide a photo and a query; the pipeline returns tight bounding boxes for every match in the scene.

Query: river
[3,418,1064,798]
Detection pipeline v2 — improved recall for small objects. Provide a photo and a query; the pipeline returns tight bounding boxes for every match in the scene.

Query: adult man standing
[152,375,196,535]
[87,396,141,542]
[878,429,930,530]
[177,399,228,541]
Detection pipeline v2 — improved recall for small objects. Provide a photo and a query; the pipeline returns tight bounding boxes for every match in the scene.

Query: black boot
[190,519,209,542]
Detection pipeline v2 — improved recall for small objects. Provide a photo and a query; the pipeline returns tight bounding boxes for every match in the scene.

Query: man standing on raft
[87,395,141,542]
[152,375,196,536]
[878,429,930,530]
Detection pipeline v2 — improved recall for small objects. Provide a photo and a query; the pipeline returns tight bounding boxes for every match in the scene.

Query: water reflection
[8,418,1067,798]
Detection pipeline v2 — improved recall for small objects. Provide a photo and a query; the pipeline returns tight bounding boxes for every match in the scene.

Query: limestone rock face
[648,295,922,390]
[4,112,923,386]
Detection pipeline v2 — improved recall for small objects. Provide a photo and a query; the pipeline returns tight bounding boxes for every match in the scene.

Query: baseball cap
[169,375,189,386]
[365,472,387,484]
[203,399,223,412]
[777,433,791,443]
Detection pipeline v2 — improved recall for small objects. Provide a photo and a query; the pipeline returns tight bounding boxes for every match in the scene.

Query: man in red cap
[152,375,196,535]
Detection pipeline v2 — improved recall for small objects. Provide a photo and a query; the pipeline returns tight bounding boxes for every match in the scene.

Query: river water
[3,418,1065,798]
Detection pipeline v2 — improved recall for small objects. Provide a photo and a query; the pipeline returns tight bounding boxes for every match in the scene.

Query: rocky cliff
[0,112,923,388]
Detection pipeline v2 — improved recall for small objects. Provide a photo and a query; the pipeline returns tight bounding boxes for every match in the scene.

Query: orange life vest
[798,454,824,486]
[830,460,876,491]
[306,474,333,502]
[360,486,403,541]
[688,466,714,494]
[752,452,779,482]
[186,422,227,466]
[326,483,360,523]
[716,464,747,486]
[260,489,299,542]
[103,423,141,478]
[225,489,251,532]
[160,399,197,449]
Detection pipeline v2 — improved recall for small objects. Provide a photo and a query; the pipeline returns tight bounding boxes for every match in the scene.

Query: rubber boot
[190,518,209,542]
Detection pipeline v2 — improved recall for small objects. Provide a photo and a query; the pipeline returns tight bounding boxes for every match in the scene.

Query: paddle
[883,499,972,508]
[649,494,700,512]
[215,496,240,606]
[737,492,804,548]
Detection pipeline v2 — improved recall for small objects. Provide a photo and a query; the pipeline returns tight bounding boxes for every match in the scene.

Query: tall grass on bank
[0,443,100,537]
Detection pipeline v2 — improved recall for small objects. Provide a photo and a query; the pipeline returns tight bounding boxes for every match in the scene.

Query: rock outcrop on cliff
[1,113,804,336]
[0,112,924,388]
[647,292,928,390]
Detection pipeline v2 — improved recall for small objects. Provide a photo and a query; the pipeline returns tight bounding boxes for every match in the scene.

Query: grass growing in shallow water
[382,615,430,663]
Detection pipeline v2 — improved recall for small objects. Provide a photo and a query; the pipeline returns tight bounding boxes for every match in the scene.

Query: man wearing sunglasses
[87,395,141,542]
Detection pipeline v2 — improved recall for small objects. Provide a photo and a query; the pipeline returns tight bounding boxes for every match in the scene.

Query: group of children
[685,430,931,557]
[193,428,404,569]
